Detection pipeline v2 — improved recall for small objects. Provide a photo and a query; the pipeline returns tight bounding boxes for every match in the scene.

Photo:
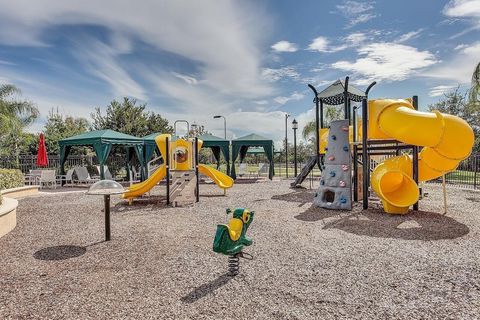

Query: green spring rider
[213,208,254,276]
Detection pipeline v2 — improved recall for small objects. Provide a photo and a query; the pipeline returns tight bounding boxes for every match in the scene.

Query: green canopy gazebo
[231,133,274,180]
[59,129,145,180]
[199,133,231,175]
[143,132,162,164]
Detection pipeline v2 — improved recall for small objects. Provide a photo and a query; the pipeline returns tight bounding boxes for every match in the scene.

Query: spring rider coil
[213,208,254,276]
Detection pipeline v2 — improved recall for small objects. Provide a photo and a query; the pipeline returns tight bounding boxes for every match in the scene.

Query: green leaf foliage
[0,168,24,190]
[91,97,173,137]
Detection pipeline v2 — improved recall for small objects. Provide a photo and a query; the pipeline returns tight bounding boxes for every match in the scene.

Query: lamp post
[213,115,227,139]
[292,118,298,177]
[285,113,290,178]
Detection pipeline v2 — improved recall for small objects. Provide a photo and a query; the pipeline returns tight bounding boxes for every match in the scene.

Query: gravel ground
[1,180,479,319]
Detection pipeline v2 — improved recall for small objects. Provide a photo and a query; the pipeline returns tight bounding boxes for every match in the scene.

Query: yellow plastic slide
[369,99,474,214]
[198,164,234,189]
[122,165,166,200]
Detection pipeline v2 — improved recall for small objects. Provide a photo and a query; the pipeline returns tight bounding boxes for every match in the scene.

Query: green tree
[302,105,343,141]
[44,109,89,154]
[0,84,39,165]
[91,97,172,136]
[469,62,480,107]
[428,87,480,151]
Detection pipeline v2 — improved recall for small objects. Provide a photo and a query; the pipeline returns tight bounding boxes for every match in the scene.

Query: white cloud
[172,72,198,85]
[429,85,457,97]
[443,0,480,37]
[72,38,146,100]
[273,92,305,105]
[261,67,300,82]
[344,32,367,46]
[335,1,377,28]
[443,0,480,18]
[254,100,269,105]
[308,37,347,53]
[332,43,438,85]
[425,41,480,83]
[395,29,424,43]
[271,40,298,52]
[0,0,273,99]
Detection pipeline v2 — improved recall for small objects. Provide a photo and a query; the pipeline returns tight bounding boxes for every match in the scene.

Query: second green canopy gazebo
[231,133,274,180]
[59,129,145,180]
[199,133,231,175]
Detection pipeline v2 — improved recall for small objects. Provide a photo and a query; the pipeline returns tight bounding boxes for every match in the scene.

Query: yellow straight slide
[122,165,166,200]
[198,164,234,189]
[122,133,170,201]
[370,99,474,214]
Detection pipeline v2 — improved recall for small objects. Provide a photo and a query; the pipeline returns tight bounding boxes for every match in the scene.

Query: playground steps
[170,170,196,207]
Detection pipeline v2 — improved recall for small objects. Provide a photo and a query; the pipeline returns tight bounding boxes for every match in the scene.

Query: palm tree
[302,105,343,141]
[469,62,480,106]
[0,84,39,166]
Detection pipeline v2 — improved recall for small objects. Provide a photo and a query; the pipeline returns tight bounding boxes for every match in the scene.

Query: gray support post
[412,95,419,211]
[362,98,369,210]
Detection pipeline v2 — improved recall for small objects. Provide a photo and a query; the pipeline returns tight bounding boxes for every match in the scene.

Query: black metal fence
[427,152,479,189]
[0,154,128,176]
[1,152,479,189]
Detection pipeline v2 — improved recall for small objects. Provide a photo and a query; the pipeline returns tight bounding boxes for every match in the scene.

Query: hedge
[0,168,25,190]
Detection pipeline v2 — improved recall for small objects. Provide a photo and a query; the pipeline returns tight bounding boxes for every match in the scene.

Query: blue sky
[0,0,479,145]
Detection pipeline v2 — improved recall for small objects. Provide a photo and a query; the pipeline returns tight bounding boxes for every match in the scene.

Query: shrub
[0,169,25,191]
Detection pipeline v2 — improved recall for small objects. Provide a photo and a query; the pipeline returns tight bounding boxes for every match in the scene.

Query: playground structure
[213,208,254,276]
[303,77,475,214]
[122,133,234,206]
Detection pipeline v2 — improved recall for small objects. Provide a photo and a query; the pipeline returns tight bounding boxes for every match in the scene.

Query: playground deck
[1,181,479,319]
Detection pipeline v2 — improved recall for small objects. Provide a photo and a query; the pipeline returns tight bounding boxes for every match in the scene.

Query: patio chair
[238,163,247,178]
[95,165,114,180]
[25,169,42,185]
[38,170,57,189]
[258,163,269,177]
[56,168,74,187]
[129,166,141,184]
[73,166,99,185]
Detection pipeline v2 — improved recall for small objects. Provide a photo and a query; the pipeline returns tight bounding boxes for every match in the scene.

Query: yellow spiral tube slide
[370,99,474,214]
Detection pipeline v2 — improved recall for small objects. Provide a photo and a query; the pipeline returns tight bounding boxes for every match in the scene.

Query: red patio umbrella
[36,133,49,167]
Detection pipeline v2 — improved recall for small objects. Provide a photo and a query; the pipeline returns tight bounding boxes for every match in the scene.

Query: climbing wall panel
[313,119,352,210]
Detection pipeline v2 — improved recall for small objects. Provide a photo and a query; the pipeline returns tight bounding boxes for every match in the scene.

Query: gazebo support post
[166,137,170,206]
[307,84,321,171]
[195,137,200,202]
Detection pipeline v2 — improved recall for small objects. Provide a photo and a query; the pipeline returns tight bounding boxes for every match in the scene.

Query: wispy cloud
[429,85,458,97]
[271,40,298,52]
[261,66,300,82]
[335,1,377,28]
[72,38,146,100]
[332,43,438,85]
[273,92,305,105]
[424,41,480,83]
[172,72,198,85]
[443,0,480,37]
[395,29,424,43]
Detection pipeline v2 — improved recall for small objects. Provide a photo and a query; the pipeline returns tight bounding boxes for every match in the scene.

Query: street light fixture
[285,113,290,178]
[213,115,227,140]
[292,118,298,177]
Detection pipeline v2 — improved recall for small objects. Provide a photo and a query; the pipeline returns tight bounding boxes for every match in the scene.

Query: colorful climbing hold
[328,156,335,161]
[340,197,347,204]
[342,165,348,171]
[332,135,336,140]
[339,181,346,187]
[320,180,325,185]
[341,126,349,132]
[343,145,349,152]
[329,171,336,177]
